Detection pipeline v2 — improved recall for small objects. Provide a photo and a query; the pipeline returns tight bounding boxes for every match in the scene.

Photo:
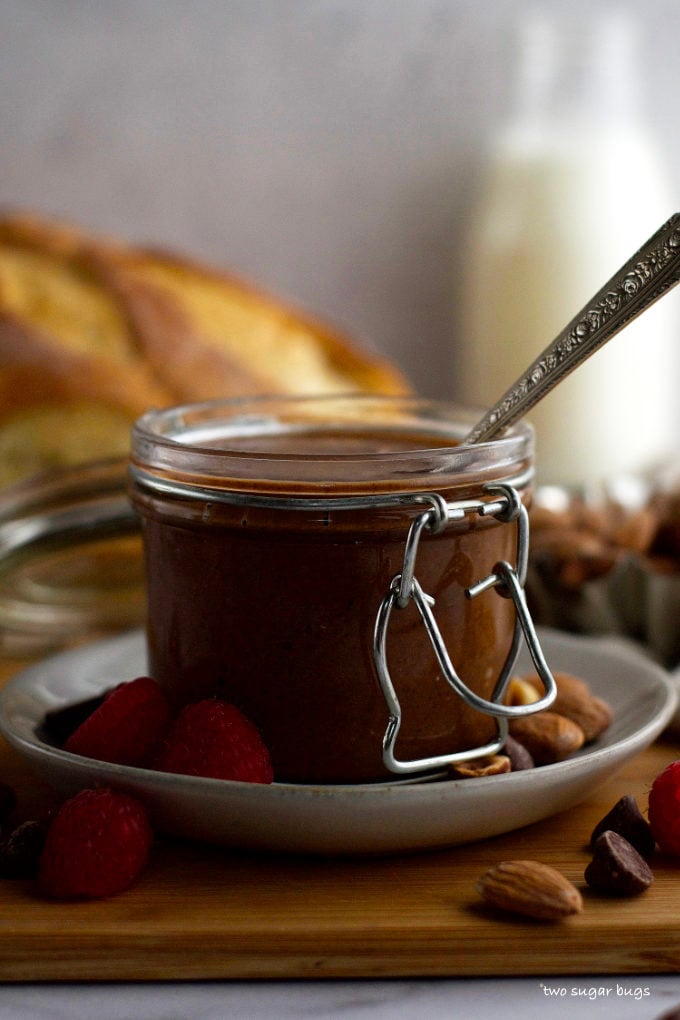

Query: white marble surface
[1,978,680,1019]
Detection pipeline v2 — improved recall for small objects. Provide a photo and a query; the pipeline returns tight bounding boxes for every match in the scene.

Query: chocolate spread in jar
[130,399,533,784]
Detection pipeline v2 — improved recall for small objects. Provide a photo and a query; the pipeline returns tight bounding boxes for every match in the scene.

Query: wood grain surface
[0,656,679,983]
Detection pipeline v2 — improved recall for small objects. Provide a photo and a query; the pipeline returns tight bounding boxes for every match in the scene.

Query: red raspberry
[64,676,171,767]
[648,760,680,855]
[38,788,153,899]
[154,699,274,784]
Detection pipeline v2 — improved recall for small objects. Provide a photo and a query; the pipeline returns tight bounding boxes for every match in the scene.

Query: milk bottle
[459,11,679,489]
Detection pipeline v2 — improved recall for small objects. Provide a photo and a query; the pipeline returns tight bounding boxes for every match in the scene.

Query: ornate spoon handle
[464,213,680,445]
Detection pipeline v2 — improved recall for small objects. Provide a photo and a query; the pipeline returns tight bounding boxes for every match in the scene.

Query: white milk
[459,13,679,489]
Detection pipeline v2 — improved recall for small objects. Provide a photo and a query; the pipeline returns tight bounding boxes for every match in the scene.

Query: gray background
[2,0,679,399]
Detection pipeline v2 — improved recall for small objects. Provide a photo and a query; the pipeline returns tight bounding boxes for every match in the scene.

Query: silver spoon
[464,213,680,445]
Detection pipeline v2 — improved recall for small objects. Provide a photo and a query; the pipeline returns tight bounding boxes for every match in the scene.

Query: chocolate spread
[131,420,530,784]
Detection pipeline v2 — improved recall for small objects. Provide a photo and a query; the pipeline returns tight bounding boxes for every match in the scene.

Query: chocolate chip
[585,830,653,896]
[590,794,655,858]
[0,819,49,879]
[503,735,535,771]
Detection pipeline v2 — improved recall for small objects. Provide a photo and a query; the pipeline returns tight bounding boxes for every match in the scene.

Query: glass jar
[0,459,142,658]
[130,394,554,784]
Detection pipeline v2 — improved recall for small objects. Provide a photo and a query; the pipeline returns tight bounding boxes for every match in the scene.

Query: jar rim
[131,395,534,496]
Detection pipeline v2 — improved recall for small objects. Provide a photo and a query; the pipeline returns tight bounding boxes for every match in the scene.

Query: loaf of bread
[0,211,410,487]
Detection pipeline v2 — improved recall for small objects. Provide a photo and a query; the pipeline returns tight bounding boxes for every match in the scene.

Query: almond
[529,505,575,532]
[509,711,585,764]
[449,754,511,779]
[610,507,658,555]
[476,860,584,920]
[527,671,591,701]
[525,672,613,742]
[529,530,617,587]
[571,694,613,742]
[504,676,541,707]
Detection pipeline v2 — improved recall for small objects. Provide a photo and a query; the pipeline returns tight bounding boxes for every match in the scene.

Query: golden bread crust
[0,209,410,485]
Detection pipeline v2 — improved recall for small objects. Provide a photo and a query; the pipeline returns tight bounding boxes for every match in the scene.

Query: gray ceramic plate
[0,628,675,855]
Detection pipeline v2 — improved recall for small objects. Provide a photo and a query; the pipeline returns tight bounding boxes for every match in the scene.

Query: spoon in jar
[464,213,680,445]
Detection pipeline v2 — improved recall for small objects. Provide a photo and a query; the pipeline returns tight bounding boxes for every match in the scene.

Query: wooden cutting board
[0,656,679,983]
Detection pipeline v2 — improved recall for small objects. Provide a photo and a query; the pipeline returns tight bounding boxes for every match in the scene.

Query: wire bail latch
[373,482,556,776]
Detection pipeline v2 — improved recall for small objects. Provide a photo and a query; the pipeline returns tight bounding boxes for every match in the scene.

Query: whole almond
[525,671,590,701]
[529,530,617,587]
[529,505,575,532]
[574,694,613,742]
[525,672,613,742]
[610,507,658,555]
[509,711,585,764]
[476,860,583,920]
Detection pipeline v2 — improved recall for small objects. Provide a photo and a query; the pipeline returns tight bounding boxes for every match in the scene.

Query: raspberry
[648,760,680,855]
[154,699,274,784]
[64,676,171,767]
[38,788,153,899]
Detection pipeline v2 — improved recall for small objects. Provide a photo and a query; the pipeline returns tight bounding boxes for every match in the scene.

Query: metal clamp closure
[373,482,556,776]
